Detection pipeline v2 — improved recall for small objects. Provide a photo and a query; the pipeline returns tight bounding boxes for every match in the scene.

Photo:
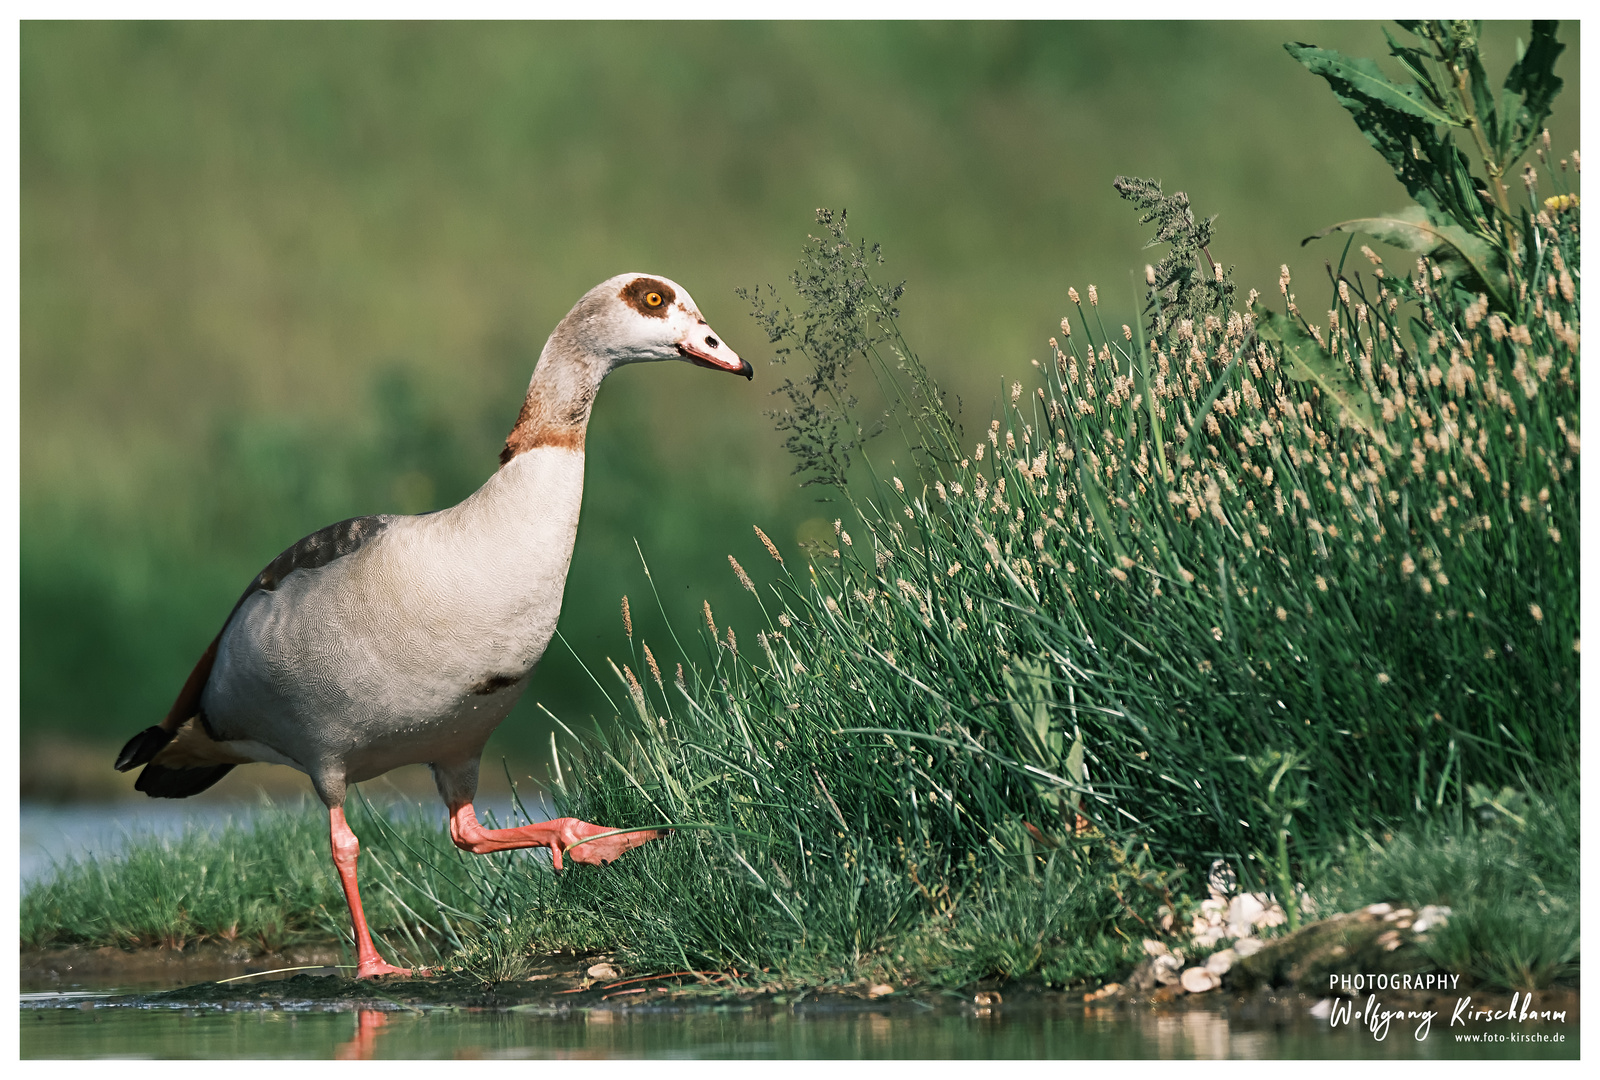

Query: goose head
[561,272,752,380]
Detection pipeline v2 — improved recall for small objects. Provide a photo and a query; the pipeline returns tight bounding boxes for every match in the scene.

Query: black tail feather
[134,763,236,799]
[115,725,176,772]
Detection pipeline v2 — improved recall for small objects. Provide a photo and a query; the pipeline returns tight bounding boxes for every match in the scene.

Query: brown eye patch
[620,277,675,318]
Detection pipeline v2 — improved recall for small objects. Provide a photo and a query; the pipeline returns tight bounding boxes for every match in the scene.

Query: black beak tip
[740,359,754,381]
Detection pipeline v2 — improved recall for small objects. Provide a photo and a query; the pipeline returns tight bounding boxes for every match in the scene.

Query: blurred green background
[20,21,1580,796]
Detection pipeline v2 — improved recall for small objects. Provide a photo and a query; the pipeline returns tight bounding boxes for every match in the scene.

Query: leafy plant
[1114,176,1237,339]
[739,209,910,494]
[1287,21,1568,313]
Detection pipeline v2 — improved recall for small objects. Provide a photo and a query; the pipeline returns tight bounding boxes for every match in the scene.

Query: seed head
[893,476,904,493]
[754,525,783,564]
[643,643,663,688]
[1122,324,1132,342]
[621,596,633,638]
[1530,603,1544,622]
[1145,264,1156,285]
[1068,287,1080,305]
[1376,672,1391,685]
[703,600,716,636]
[729,554,755,593]
[1088,285,1098,306]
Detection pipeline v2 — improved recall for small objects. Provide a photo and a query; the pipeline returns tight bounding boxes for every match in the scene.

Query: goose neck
[500,339,606,464]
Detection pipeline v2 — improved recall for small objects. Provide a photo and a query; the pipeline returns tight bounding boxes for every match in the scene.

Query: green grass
[1310,783,1580,991]
[20,798,479,967]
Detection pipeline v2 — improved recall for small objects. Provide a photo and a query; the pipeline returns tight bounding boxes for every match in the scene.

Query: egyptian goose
[114,273,750,978]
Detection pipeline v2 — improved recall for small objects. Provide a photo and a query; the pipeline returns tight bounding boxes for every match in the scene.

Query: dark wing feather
[115,514,401,774]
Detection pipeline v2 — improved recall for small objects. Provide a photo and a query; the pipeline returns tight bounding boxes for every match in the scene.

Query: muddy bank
[21,940,1578,1034]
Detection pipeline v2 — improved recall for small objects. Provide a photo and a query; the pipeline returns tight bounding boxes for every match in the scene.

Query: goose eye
[645,291,663,308]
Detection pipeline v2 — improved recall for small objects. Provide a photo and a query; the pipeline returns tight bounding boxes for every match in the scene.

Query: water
[20,992,1578,1059]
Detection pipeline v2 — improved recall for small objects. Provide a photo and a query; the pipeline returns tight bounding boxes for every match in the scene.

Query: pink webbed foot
[447,804,666,869]
[551,817,668,868]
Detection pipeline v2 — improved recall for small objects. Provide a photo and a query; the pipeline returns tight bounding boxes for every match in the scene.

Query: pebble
[1233,938,1264,958]
[1413,904,1452,933]
[586,963,620,980]
[1180,966,1220,993]
[1204,948,1236,976]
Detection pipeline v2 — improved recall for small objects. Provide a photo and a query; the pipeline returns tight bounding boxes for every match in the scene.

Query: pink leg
[329,807,413,979]
[447,803,664,870]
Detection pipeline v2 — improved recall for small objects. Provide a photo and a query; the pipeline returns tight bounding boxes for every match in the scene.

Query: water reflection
[21,999,1577,1060]
[334,1010,389,1060]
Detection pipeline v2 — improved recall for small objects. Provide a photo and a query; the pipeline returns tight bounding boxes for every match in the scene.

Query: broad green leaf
[1465,42,1499,155]
[1302,206,1510,311]
[1065,729,1085,813]
[1251,303,1381,442]
[1503,21,1564,163]
[1285,42,1482,234]
[1065,729,1085,786]
[1381,28,1450,114]
[1285,43,1457,128]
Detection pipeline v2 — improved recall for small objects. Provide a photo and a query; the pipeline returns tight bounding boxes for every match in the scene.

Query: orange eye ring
[645,291,663,307]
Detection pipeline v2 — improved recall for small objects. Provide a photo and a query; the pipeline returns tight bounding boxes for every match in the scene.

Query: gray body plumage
[202,447,586,805]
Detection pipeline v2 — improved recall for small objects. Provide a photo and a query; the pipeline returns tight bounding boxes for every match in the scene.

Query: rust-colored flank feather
[162,633,221,732]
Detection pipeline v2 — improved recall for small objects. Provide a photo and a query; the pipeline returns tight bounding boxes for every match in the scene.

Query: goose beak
[677,322,752,380]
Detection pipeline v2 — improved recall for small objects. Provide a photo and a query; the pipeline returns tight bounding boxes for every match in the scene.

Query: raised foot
[555,818,668,867]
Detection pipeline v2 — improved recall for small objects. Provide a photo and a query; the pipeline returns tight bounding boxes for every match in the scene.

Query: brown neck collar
[500,351,602,464]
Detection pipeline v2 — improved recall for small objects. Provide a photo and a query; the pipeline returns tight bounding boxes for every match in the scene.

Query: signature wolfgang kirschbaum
[1320,973,1569,1042]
